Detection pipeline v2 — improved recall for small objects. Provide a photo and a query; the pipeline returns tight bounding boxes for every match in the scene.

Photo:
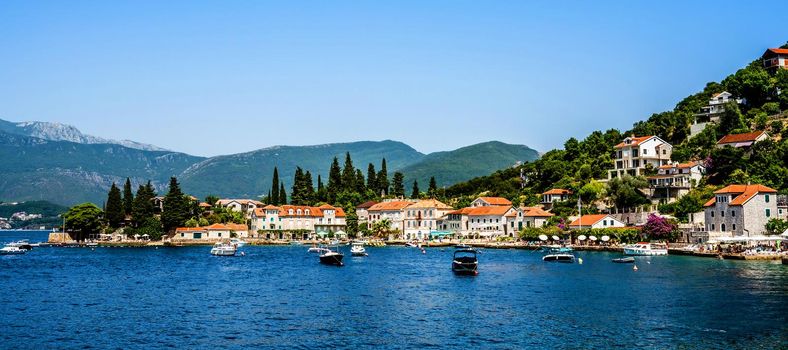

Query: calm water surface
[0,231,786,349]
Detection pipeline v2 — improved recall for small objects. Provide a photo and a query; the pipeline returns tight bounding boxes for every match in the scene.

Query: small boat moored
[542,253,576,263]
[0,246,27,255]
[210,242,238,256]
[624,242,668,256]
[6,240,33,251]
[231,238,248,247]
[612,257,636,263]
[350,242,368,256]
[452,249,478,275]
[319,245,344,266]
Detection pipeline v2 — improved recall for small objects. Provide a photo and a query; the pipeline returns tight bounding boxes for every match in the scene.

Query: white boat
[624,242,668,256]
[308,246,330,254]
[6,240,32,250]
[289,240,302,246]
[230,238,248,247]
[350,242,368,256]
[405,242,418,248]
[210,242,238,256]
[0,246,26,255]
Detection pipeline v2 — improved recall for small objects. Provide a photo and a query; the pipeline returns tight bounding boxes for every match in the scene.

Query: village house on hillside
[471,196,512,207]
[541,189,571,210]
[704,184,778,239]
[568,214,625,230]
[608,135,672,179]
[647,161,705,204]
[216,199,265,218]
[716,130,770,149]
[690,91,745,137]
[403,199,453,240]
[520,206,554,228]
[762,47,788,71]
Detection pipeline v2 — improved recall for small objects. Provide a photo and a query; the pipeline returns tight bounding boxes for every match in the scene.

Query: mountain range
[0,118,539,206]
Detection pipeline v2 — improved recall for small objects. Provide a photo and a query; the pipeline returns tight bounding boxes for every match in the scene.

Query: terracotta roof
[466,206,512,216]
[178,223,248,231]
[175,227,204,232]
[717,131,767,145]
[263,205,279,210]
[765,48,788,55]
[407,199,453,210]
[614,136,654,148]
[521,207,554,217]
[198,202,212,207]
[505,212,517,218]
[447,208,474,215]
[542,189,571,195]
[475,197,512,206]
[368,201,414,211]
[704,184,778,207]
[356,201,379,209]
[568,214,609,227]
[658,162,699,170]
[253,208,264,217]
[279,205,324,217]
[334,207,346,217]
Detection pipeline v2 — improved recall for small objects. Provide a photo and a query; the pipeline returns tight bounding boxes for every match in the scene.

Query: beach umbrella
[577,235,587,241]
[538,235,548,241]
[601,235,610,242]
[781,229,788,237]
[551,235,560,241]
[589,235,598,241]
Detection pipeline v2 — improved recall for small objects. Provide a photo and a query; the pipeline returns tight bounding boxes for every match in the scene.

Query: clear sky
[1,1,786,157]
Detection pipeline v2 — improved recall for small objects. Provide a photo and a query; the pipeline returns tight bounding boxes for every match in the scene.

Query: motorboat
[624,242,668,256]
[405,242,418,248]
[612,257,635,263]
[452,249,478,275]
[210,242,238,256]
[319,246,344,266]
[308,245,329,254]
[6,240,32,250]
[455,244,471,249]
[350,242,368,256]
[542,253,575,263]
[289,240,302,246]
[0,246,26,255]
[230,238,248,247]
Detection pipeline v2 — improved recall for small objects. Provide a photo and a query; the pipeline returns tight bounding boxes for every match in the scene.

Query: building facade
[403,199,453,240]
[609,135,672,179]
[568,214,625,230]
[647,161,705,204]
[703,184,778,239]
[762,48,788,71]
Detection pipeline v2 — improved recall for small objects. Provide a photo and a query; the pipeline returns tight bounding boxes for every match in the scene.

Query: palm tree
[371,219,392,239]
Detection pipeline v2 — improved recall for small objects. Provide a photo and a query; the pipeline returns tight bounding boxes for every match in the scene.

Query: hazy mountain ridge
[0,118,170,151]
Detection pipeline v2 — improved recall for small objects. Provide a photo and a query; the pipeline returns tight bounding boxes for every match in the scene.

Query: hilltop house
[609,135,672,179]
[568,214,625,230]
[471,197,512,207]
[716,130,769,149]
[704,184,778,239]
[403,199,453,240]
[690,91,745,137]
[250,204,346,240]
[647,161,705,204]
[541,189,571,209]
[762,48,788,71]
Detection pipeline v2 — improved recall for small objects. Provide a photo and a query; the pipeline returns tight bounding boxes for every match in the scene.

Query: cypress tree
[317,175,326,202]
[327,157,342,203]
[428,176,437,198]
[291,167,304,205]
[377,158,389,196]
[411,180,420,199]
[366,163,377,192]
[341,152,356,192]
[392,172,405,197]
[304,170,315,204]
[161,177,190,232]
[105,183,124,228]
[122,178,133,217]
[279,183,287,205]
[271,167,280,206]
[132,181,156,227]
[355,169,366,194]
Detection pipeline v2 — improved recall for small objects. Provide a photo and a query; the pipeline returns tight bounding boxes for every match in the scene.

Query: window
[305,209,310,215]
[721,211,724,218]
[711,211,715,218]
[288,209,293,215]
[721,223,726,232]
[732,224,736,231]
[617,151,622,159]
[642,149,648,155]
[297,209,302,215]
[632,149,638,157]
[711,224,715,231]
[766,208,771,217]
[765,194,770,203]
[731,210,735,217]
[181,233,184,237]
[662,149,667,155]
[218,232,222,237]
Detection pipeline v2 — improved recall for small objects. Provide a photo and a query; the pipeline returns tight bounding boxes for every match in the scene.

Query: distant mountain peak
[0,118,169,152]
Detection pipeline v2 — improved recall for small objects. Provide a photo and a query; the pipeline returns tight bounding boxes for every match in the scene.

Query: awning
[429,230,453,237]
[717,236,783,243]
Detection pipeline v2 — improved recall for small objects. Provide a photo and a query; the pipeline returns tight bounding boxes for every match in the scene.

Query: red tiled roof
[704,184,778,207]
[521,207,554,217]
[198,202,212,207]
[568,214,608,227]
[408,199,453,210]
[447,208,474,215]
[717,131,767,145]
[475,197,512,206]
[658,162,698,170]
[177,223,248,231]
[614,136,653,148]
[542,189,571,195]
[279,205,324,217]
[368,201,414,211]
[466,206,512,216]
[765,48,788,55]
[263,205,279,210]
[356,201,379,209]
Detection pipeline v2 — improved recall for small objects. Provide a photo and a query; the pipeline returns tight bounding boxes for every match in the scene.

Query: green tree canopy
[161,177,191,232]
[105,182,124,228]
[65,203,103,241]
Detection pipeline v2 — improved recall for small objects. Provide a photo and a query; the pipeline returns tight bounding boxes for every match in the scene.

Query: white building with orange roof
[172,223,250,241]
[703,184,777,239]
[716,130,769,149]
[471,196,512,207]
[465,205,519,239]
[609,135,672,179]
[568,214,625,230]
[691,91,745,137]
[216,199,265,218]
[541,189,571,209]
[367,200,414,234]
[647,161,705,204]
[762,47,788,71]
[403,199,453,240]
[520,206,554,228]
[249,204,346,240]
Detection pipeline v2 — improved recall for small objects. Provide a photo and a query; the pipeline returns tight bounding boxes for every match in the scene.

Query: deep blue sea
[0,231,786,349]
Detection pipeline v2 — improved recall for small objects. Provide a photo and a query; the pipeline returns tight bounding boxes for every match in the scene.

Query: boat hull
[210,248,237,256]
[543,254,575,263]
[0,248,26,255]
[452,261,478,275]
[612,257,635,263]
[319,253,344,266]
[623,248,668,256]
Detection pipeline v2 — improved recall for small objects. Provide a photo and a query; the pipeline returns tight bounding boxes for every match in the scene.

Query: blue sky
[1,1,786,157]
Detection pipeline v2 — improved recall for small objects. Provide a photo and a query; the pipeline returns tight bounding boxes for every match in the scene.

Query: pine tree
[304,170,315,204]
[392,172,405,197]
[355,169,366,194]
[327,157,342,203]
[366,163,377,192]
[122,178,133,217]
[105,183,124,228]
[131,181,156,227]
[377,158,389,196]
[161,177,190,232]
[317,175,326,202]
[279,183,287,205]
[341,152,356,192]
[411,180,420,199]
[291,167,305,205]
[271,167,280,205]
[428,176,437,198]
